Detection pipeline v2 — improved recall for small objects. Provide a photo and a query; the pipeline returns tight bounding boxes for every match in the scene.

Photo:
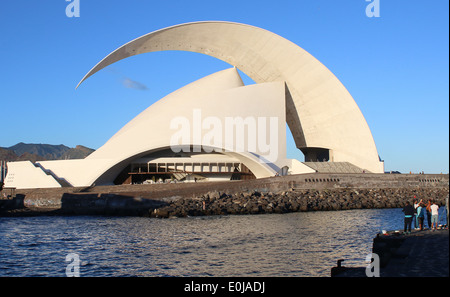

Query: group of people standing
[402,196,441,234]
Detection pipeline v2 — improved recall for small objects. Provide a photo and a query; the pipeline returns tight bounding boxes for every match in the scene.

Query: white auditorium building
[4,22,384,189]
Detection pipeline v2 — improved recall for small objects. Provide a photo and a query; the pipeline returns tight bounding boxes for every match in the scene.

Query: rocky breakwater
[150,187,449,218]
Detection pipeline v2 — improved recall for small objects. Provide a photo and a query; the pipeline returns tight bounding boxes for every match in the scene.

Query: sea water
[0,207,447,277]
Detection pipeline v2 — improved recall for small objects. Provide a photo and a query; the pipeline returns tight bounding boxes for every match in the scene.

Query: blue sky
[0,0,448,173]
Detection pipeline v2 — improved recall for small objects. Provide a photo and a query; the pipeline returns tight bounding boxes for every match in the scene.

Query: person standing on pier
[417,203,425,231]
[430,201,439,231]
[426,199,432,229]
[402,201,415,234]
[413,197,420,229]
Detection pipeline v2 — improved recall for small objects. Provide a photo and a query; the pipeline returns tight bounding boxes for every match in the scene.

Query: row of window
[304,178,340,183]
[419,179,440,183]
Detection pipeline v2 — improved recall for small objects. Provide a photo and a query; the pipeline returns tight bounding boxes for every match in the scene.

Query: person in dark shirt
[402,201,415,234]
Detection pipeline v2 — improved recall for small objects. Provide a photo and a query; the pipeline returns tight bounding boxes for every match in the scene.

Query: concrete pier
[379,229,449,277]
[332,229,449,277]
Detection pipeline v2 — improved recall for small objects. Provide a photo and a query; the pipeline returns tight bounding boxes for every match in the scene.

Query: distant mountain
[0,143,95,162]
[7,142,71,160]
[60,145,96,160]
[0,148,18,162]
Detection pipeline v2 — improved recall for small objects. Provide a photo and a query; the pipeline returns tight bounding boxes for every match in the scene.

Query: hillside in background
[0,143,95,162]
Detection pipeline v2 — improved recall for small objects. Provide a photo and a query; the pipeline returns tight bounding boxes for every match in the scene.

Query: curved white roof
[5,67,316,189]
[87,67,287,184]
[77,21,383,173]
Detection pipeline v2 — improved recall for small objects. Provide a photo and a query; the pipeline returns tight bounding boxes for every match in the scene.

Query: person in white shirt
[413,198,421,229]
[430,201,440,231]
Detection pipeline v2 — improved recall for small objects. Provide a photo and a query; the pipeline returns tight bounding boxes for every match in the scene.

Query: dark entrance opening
[300,147,330,162]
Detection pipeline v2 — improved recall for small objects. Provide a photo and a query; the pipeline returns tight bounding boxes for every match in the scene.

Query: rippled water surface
[0,208,447,277]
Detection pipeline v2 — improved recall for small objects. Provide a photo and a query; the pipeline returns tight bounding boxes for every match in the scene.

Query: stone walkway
[381,229,449,277]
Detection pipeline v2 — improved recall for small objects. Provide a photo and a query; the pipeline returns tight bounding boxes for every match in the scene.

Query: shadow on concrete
[1,192,170,217]
[59,193,169,216]
[0,194,25,210]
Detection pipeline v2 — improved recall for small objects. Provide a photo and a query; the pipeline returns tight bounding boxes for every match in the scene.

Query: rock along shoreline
[149,187,449,218]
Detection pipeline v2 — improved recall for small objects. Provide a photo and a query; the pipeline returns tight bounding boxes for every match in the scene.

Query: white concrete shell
[6,68,315,189]
[77,21,384,173]
[82,67,296,186]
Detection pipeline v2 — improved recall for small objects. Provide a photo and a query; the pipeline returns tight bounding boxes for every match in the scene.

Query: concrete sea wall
[1,173,448,217]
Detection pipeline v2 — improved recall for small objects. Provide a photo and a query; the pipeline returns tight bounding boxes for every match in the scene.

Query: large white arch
[77,21,384,173]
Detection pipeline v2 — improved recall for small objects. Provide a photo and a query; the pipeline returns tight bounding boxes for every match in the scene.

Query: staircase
[34,163,72,187]
[303,162,367,173]
[172,171,188,181]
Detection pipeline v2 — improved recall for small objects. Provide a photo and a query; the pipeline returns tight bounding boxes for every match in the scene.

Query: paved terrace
[14,172,449,198]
